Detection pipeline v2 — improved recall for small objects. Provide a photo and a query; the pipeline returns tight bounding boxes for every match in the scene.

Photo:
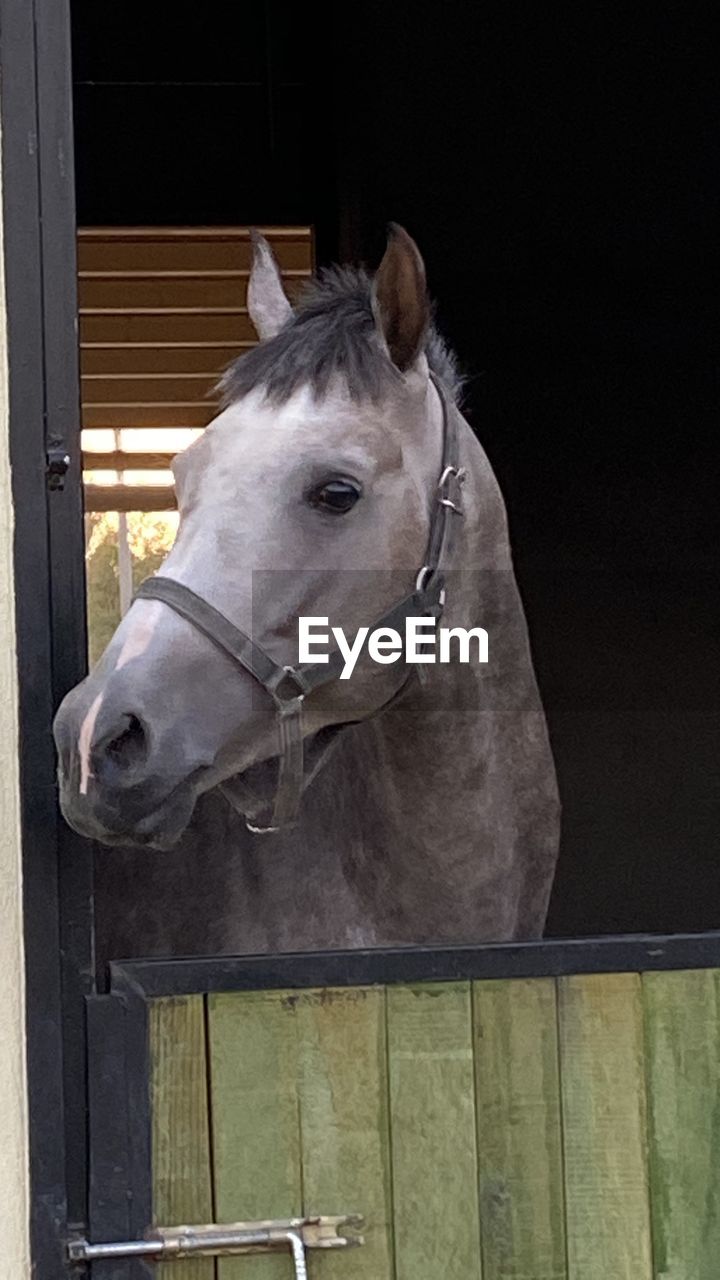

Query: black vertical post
[0,2,68,1272]
[1,0,94,1271]
[34,0,97,1234]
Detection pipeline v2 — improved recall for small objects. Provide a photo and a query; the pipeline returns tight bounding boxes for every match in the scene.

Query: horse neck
[297,408,554,941]
[351,407,523,802]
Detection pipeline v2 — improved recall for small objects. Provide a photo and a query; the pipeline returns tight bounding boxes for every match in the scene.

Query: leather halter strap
[134,373,465,830]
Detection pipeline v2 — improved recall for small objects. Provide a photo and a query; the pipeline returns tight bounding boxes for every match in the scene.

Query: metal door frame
[1,1,94,1275]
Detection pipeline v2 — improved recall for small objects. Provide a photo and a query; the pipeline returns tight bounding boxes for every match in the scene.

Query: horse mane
[218,265,463,408]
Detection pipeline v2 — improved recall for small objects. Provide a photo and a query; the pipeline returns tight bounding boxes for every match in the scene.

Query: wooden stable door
[80,959,720,1280]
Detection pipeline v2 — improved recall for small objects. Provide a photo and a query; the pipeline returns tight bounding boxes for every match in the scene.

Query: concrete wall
[0,122,30,1275]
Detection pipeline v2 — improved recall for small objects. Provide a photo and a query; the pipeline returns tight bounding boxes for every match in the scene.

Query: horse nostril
[102,714,149,773]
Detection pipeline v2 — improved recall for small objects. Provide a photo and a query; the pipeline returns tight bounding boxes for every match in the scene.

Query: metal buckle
[415,566,446,611]
[438,464,467,489]
[270,665,309,709]
[437,464,467,515]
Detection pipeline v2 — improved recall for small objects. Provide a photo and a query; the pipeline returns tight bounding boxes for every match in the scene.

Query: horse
[53,226,560,961]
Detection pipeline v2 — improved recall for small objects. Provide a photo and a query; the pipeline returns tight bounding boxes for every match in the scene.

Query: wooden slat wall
[79,226,313,511]
[149,969,720,1279]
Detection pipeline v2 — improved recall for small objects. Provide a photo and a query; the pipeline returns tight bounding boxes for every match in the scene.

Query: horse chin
[59,776,199,852]
[218,721,348,829]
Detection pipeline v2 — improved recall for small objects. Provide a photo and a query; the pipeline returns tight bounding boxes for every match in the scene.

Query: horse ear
[247,230,293,341]
[371,223,429,371]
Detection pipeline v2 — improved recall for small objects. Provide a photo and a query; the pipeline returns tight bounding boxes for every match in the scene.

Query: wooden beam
[81,374,217,403]
[79,278,255,308]
[644,969,720,1277]
[84,485,177,512]
[150,997,213,1280]
[559,973,652,1280]
[79,345,240,375]
[388,983,481,1279]
[79,312,258,345]
[474,978,567,1280]
[82,405,214,429]
[207,992,302,1280]
[83,451,177,471]
[78,268,309,280]
[77,226,313,274]
[78,225,312,239]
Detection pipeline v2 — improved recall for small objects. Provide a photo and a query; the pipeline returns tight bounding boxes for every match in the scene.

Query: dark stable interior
[70,0,719,938]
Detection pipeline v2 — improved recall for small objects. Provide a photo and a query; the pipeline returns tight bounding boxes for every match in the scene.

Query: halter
[134,374,466,832]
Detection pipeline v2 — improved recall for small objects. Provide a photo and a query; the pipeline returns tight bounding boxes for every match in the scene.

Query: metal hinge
[67,1215,364,1279]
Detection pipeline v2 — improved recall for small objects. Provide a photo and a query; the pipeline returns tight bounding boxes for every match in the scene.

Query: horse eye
[308,479,362,514]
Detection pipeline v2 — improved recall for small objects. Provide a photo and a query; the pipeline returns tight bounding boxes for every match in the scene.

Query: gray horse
[54,226,559,958]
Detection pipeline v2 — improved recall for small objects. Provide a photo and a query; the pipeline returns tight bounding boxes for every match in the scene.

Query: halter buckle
[438,464,467,489]
[437,465,467,516]
[414,566,446,615]
[269,665,309,709]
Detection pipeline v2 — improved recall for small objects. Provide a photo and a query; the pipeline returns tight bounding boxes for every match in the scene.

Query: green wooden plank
[473,978,566,1280]
[295,987,393,1280]
[388,982,482,1280]
[644,969,720,1280]
[150,996,214,1280]
[207,990,301,1280]
[558,973,652,1280]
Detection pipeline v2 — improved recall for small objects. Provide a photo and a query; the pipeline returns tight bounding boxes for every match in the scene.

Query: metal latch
[46,447,71,491]
[68,1215,364,1279]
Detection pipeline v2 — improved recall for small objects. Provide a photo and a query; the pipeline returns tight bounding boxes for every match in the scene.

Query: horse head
[54,226,462,848]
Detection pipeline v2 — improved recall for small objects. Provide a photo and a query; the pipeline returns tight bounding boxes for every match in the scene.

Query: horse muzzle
[53,682,211,849]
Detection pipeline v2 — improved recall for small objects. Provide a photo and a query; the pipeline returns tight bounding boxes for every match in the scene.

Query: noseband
[134,374,465,832]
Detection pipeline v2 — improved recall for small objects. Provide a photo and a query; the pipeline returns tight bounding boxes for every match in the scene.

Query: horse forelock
[217,266,463,409]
